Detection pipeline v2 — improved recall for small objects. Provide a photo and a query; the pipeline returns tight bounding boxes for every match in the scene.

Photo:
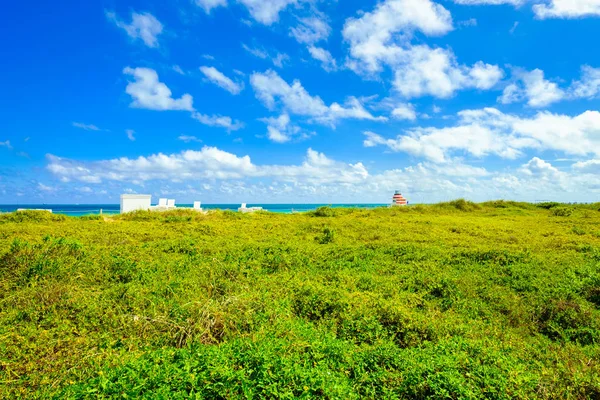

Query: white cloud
[343,1,503,99]
[123,67,194,111]
[200,66,244,95]
[0,140,12,150]
[573,159,600,173]
[72,122,101,131]
[570,65,600,98]
[178,135,203,143]
[238,0,297,25]
[272,53,290,68]
[499,66,600,106]
[364,108,600,163]
[392,47,503,98]
[126,129,136,141]
[521,157,561,177]
[458,18,478,27]
[191,112,244,131]
[46,147,368,185]
[454,0,524,5]
[195,0,228,13]
[343,0,453,72]
[38,183,55,192]
[391,103,417,120]
[534,0,600,19]
[37,146,600,202]
[499,69,565,107]
[250,70,386,125]
[106,11,163,48]
[308,46,337,72]
[172,65,185,75]
[242,44,269,59]
[290,16,331,44]
[260,113,301,143]
[122,67,241,131]
[242,44,289,68]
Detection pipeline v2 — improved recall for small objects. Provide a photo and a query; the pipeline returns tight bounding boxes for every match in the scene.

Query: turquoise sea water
[0,204,389,217]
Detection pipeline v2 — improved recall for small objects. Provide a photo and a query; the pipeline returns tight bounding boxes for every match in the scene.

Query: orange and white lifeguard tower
[391,191,408,206]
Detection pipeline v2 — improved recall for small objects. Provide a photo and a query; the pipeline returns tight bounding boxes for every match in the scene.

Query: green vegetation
[1,202,600,399]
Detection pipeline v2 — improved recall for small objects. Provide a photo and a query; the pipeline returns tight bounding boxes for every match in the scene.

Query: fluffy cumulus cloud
[193,0,298,24]
[250,70,386,125]
[124,67,194,111]
[123,67,242,130]
[573,159,600,173]
[570,65,600,98]
[521,157,561,177]
[45,147,369,186]
[342,0,503,98]
[260,114,302,143]
[391,103,417,120]
[200,66,244,95]
[195,0,228,13]
[44,146,600,203]
[238,0,297,25]
[499,66,600,106]
[364,107,600,163]
[534,0,600,19]
[106,11,163,48]
[499,69,565,107]
[454,0,524,5]
[391,47,503,98]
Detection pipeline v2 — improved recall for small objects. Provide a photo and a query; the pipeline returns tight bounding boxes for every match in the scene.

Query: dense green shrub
[435,199,481,212]
[312,206,336,217]
[552,207,574,217]
[536,202,563,209]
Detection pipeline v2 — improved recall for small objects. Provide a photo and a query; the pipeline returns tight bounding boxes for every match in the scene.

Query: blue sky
[2,0,600,204]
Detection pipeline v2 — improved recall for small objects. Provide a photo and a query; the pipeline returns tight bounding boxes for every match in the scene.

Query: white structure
[238,203,263,213]
[17,208,53,213]
[120,194,152,214]
[120,194,203,214]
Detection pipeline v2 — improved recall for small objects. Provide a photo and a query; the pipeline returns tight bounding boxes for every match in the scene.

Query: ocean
[0,204,389,217]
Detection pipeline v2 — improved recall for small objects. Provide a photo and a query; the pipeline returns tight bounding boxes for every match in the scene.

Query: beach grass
[1,202,600,398]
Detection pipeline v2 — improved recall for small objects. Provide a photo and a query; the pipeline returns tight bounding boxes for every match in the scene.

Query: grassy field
[1,200,599,399]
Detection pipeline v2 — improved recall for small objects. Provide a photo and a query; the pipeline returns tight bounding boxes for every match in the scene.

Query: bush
[551,207,573,217]
[536,202,563,210]
[436,199,480,212]
[537,298,599,345]
[316,227,335,244]
[312,206,336,217]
